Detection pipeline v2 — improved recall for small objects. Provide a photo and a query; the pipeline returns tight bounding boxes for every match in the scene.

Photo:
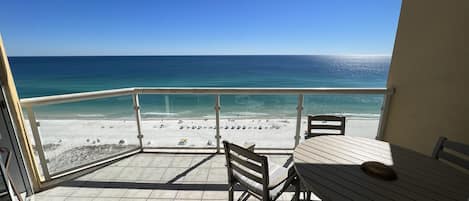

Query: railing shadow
[166,153,216,184]
[61,180,229,191]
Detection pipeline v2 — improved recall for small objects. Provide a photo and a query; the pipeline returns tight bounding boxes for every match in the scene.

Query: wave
[225,112,270,116]
[75,114,106,117]
[141,112,179,116]
[328,113,380,119]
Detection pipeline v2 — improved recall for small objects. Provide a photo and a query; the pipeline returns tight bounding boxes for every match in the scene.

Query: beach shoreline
[24,116,379,174]
[26,118,379,174]
[25,116,380,147]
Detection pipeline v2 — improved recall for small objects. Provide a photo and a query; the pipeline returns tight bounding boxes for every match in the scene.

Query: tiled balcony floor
[28,153,301,201]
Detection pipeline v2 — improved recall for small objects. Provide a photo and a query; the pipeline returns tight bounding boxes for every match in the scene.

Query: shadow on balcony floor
[28,153,304,201]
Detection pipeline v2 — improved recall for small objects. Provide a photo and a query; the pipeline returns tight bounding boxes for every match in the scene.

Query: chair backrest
[306,115,346,139]
[432,137,469,170]
[223,141,269,196]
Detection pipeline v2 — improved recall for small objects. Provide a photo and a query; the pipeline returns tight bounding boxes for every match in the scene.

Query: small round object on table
[360,161,397,181]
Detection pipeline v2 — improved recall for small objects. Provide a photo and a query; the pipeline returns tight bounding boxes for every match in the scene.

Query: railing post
[215,95,221,153]
[376,88,394,140]
[132,93,143,150]
[25,106,51,181]
[294,94,304,148]
[164,95,170,114]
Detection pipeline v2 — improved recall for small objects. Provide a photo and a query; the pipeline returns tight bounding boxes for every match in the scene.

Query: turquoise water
[10,55,389,119]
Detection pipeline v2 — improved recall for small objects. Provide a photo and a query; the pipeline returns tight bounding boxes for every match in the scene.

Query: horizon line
[9,53,392,57]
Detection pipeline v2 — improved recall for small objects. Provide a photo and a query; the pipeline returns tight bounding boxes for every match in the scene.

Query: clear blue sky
[0,0,401,56]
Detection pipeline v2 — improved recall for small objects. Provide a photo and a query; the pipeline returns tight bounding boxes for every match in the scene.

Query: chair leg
[241,192,251,201]
[306,191,311,201]
[228,185,234,201]
[294,179,300,201]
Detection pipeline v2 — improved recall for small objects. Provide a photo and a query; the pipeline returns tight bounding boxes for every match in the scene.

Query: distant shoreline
[26,113,381,121]
[9,54,392,58]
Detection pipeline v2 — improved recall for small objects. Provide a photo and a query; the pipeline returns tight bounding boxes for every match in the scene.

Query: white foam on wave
[230,112,269,116]
[222,112,271,118]
[328,113,380,119]
[75,114,106,117]
[142,112,178,116]
[63,112,379,120]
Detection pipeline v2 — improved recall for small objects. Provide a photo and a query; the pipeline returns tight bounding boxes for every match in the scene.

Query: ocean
[9,55,390,119]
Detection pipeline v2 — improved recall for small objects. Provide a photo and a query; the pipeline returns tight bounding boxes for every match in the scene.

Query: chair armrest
[287,165,297,178]
[243,143,256,152]
[268,165,298,190]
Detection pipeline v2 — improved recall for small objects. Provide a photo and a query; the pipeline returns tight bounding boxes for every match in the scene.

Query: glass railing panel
[219,94,298,149]
[300,94,384,143]
[140,94,216,148]
[26,96,139,175]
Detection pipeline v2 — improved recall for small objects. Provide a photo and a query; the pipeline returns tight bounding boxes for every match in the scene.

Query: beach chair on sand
[305,115,346,139]
[223,141,300,201]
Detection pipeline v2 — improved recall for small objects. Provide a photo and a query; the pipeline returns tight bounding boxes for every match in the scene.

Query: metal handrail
[20,87,388,106]
[20,87,136,106]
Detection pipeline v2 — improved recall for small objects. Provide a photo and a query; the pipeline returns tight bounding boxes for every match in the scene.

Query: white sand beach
[24,117,379,173]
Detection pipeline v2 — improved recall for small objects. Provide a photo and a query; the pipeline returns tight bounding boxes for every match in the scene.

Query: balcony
[19,87,391,200]
[29,153,302,201]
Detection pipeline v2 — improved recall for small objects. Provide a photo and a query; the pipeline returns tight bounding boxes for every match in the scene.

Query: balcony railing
[19,87,392,184]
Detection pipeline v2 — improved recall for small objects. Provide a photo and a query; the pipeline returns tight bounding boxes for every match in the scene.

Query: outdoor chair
[303,115,345,200]
[432,136,469,170]
[305,115,346,139]
[223,141,300,201]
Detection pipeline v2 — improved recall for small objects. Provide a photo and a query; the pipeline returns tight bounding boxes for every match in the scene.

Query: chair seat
[233,162,290,199]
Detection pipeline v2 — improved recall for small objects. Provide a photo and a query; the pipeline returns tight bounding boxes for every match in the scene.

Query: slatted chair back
[223,141,270,199]
[432,137,469,170]
[306,115,346,139]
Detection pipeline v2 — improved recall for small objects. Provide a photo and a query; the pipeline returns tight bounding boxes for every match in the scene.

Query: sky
[0,0,401,56]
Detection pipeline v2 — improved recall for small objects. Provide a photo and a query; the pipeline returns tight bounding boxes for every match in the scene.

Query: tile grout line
[201,154,214,200]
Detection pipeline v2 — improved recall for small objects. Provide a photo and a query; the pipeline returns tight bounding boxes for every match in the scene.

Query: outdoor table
[293,135,469,201]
